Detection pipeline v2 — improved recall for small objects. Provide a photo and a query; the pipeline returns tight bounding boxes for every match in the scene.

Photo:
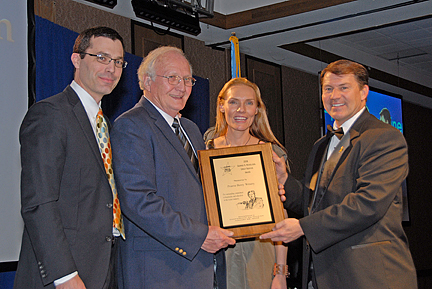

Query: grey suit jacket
[111,97,214,289]
[14,86,114,289]
[284,110,417,289]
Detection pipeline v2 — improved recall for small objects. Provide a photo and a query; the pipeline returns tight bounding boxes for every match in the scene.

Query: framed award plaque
[198,143,284,239]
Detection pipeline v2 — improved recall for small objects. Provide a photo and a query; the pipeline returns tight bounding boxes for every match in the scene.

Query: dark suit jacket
[14,86,114,289]
[284,110,417,289]
[111,97,215,289]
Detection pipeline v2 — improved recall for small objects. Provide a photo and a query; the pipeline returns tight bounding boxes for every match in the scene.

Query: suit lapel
[322,133,351,184]
[141,98,200,179]
[311,132,351,213]
[305,136,330,193]
[309,109,369,213]
[65,86,106,174]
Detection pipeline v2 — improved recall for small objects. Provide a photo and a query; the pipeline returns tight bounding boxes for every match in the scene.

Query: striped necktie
[96,109,125,239]
[172,118,199,173]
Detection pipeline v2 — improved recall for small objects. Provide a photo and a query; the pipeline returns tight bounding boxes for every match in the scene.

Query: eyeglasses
[156,75,196,87]
[81,52,128,68]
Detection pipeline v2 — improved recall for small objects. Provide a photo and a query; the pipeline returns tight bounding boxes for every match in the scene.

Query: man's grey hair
[137,46,192,91]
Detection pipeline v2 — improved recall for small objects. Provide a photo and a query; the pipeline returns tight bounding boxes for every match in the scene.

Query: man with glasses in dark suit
[15,26,126,289]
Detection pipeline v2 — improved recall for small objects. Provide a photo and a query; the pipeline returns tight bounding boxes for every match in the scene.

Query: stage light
[84,0,117,9]
[132,0,201,36]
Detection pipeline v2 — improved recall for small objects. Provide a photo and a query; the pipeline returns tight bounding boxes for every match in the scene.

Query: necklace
[225,134,252,147]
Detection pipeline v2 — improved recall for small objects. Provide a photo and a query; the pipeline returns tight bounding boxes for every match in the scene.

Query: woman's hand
[271,274,287,289]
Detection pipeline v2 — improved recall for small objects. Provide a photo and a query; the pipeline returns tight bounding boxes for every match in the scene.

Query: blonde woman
[206,78,289,289]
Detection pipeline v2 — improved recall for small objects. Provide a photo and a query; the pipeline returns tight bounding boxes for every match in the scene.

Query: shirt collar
[334,106,366,134]
[70,81,100,133]
[144,96,177,131]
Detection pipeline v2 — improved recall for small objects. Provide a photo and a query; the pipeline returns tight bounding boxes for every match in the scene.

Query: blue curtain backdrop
[0,272,15,289]
[35,16,209,132]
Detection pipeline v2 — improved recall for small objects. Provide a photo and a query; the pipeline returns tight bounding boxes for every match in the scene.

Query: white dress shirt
[327,107,366,159]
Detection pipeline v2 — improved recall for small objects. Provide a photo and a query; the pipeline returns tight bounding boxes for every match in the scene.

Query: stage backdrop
[35,16,210,132]
[0,0,27,265]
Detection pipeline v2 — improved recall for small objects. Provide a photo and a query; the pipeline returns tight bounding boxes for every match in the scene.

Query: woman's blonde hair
[214,78,286,152]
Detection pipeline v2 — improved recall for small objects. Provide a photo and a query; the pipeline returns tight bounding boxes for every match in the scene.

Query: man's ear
[360,85,369,102]
[71,53,81,69]
[143,75,152,92]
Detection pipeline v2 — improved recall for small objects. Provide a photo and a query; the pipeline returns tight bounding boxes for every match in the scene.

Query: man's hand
[56,275,86,289]
[260,218,304,243]
[201,226,236,253]
[272,151,288,185]
[278,183,286,202]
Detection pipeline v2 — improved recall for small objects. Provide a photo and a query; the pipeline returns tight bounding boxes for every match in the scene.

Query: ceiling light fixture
[84,0,117,9]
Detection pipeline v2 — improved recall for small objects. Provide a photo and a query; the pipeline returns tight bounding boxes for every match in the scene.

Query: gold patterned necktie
[96,109,125,239]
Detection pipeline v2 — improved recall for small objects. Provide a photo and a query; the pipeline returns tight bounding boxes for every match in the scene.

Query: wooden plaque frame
[198,143,284,239]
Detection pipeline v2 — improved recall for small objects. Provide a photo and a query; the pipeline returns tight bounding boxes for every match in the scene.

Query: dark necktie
[172,118,199,173]
[327,124,344,140]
